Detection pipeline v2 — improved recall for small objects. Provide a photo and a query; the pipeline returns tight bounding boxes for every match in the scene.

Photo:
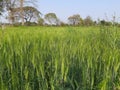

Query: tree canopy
[83,16,93,26]
[8,6,40,24]
[68,14,83,25]
[44,13,60,25]
[0,0,4,15]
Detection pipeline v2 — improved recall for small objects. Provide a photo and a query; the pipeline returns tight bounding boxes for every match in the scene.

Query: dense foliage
[0,26,120,90]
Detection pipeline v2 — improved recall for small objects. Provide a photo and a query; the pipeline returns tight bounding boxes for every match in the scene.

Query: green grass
[0,26,120,90]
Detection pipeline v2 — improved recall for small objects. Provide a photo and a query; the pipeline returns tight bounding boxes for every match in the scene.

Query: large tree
[44,13,60,25]
[1,0,36,25]
[20,0,37,25]
[83,16,93,26]
[23,6,40,22]
[9,6,40,23]
[68,14,83,25]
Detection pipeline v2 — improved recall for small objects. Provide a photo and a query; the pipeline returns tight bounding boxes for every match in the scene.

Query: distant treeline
[1,11,120,27]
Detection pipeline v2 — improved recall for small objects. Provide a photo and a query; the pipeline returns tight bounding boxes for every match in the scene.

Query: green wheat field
[0,26,120,90]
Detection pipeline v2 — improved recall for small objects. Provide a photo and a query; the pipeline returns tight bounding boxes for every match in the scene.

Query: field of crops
[0,26,120,90]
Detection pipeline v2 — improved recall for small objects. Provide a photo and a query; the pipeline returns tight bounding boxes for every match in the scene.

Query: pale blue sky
[37,0,120,22]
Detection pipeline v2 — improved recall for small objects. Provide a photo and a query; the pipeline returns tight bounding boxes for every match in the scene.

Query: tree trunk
[9,8,15,25]
[20,0,24,25]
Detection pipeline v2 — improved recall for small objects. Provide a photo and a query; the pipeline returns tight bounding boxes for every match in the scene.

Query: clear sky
[37,0,120,22]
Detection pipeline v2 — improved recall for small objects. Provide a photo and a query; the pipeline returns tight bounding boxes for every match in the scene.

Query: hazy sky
[37,0,120,22]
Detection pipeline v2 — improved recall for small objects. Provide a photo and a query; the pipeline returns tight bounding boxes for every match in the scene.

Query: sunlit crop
[0,26,120,90]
